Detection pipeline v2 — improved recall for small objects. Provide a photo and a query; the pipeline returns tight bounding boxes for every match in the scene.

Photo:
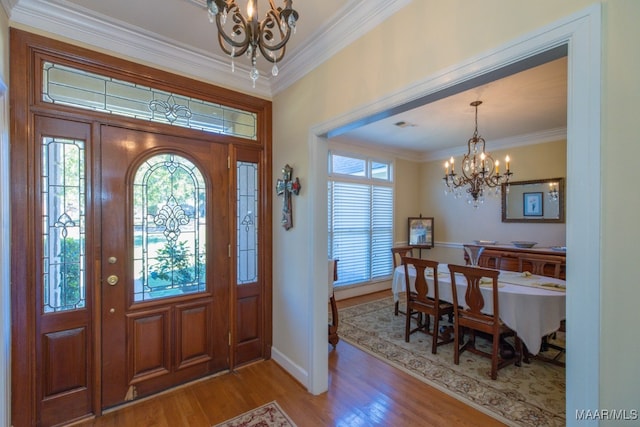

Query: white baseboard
[270,346,308,387]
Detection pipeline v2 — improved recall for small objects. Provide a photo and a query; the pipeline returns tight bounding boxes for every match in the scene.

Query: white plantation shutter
[372,186,393,279]
[328,152,393,287]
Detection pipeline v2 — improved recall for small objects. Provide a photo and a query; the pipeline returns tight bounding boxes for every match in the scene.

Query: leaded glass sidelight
[42,137,86,313]
[237,161,258,285]
[133,154,207,301]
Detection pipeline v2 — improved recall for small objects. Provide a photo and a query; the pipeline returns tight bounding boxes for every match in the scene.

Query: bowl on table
[511,241,538,248]
[473,240,497,245]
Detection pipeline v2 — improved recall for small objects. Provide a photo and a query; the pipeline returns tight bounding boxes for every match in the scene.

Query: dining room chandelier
[206,0,299,87]
[443,101,513,207]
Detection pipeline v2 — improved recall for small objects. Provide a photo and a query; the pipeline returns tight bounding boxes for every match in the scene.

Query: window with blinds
[328,152,394,287]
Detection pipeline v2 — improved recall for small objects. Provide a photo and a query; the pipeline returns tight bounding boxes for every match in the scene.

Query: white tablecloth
[392,265,566,355]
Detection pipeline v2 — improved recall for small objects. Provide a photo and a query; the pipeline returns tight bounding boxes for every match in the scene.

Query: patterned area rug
[213,401,297,427]
[338,297,565,427]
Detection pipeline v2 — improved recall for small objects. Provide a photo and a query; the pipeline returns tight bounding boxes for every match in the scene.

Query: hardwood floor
[74,291,505,427]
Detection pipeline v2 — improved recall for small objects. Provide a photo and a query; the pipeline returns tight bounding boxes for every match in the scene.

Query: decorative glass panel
[42,137,86,313]
[133,154,207,301]
[42,61,257,140]
[237,161,258,285]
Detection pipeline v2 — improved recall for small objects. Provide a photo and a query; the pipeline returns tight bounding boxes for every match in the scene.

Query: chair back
[403,257,440,304]
[518,254,563,278]
[391,246,413,269]
[448,264,501,333]
[463,244,501,269]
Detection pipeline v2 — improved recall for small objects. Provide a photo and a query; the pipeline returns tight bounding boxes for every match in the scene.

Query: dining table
[392,264,566,356]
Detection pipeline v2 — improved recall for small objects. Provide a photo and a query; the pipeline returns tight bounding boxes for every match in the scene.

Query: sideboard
[463,244,566,279]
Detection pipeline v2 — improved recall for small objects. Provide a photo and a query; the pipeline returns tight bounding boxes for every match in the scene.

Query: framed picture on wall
[523,192,544,216]
[408,216,434,248]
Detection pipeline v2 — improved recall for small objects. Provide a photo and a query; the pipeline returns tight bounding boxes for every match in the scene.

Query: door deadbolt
[106,275,119,286]
[108,256,117,264]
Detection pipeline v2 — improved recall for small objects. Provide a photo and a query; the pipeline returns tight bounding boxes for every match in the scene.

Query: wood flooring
[73,291,505,427]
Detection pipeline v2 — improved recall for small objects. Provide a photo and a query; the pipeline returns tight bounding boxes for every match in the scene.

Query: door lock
[106,275,119,286]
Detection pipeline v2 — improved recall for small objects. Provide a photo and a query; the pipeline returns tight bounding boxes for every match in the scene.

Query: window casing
[328,151,393,287]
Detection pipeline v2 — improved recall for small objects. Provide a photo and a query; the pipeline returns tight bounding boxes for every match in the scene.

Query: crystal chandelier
[548,181,559,201]
[443,101,513,207]
[206,0,299,87]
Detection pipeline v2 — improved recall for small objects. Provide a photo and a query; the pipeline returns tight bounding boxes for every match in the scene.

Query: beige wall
[272,0,640,423]
[600,0,640,416]
[393,157,421,244]
[3,0,639,424]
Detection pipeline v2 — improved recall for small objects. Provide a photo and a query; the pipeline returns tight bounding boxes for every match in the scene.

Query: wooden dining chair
[403,258,454,354]
[328,259,339,348]
[518,253,563,279]
[448,264,523,380]
[462,245,502,269]
[390,246,414,315]
[518,254,565,365]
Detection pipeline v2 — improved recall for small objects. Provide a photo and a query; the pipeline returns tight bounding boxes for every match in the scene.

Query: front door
[100,126,230,408]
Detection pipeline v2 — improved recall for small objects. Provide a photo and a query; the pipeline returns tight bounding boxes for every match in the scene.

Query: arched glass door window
[132,153,207,302]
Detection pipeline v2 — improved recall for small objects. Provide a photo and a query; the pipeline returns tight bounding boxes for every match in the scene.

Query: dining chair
[448,263,523,380]
[403,258,454,354]
[328,259,339,348]
[390,246,414,315]
[462,244,502,269]
[518,254,565,365]
[518,253,564,279]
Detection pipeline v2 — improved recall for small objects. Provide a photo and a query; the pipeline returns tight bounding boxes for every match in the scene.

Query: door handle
[106,275,119,286]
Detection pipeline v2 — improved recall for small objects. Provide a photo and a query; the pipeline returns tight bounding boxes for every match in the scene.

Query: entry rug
[213,401,297,427]
[338,297,566,427]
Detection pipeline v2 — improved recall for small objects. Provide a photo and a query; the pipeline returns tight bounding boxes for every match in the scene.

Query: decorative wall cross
[276,164,301,230]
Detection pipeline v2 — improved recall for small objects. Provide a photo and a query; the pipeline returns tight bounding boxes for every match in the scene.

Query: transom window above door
[42,61,257,140]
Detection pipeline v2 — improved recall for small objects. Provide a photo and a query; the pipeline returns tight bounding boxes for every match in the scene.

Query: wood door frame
[10,29,272,426]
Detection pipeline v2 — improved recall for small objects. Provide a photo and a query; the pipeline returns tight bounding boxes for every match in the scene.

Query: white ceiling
[3,0,567,158]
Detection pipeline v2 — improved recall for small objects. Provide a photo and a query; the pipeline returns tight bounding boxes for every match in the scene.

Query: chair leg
[431,313,439,354]
[328,295,339,348]
[515,336,523,367]
[453,324,461,365]
[404,307,411,342]
[395,300,399,316]
[491,332,500,380]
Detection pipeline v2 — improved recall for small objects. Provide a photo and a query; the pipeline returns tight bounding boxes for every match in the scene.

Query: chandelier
[206,0,299,87]
[548,181,559,201]
[443,101,513,207]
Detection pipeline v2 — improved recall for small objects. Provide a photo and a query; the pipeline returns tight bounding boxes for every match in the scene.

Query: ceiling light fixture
[206,0,299,87]
[443,101,513,207]
[548,181,559,201]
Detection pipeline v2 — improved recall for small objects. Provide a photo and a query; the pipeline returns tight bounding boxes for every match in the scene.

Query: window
[42,136,86,313]
[328,151,393,286]
[132,154,207,301]
[237,161,259,285]
[42,61,257,140]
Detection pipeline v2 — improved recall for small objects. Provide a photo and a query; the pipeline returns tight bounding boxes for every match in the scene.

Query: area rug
[338,297,565,427]
[213,401,297,427]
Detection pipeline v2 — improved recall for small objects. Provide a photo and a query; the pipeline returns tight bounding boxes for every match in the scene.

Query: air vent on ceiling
[394,121,416,128]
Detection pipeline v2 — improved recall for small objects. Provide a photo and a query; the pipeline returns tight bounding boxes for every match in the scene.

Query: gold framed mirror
[501,178,565,223]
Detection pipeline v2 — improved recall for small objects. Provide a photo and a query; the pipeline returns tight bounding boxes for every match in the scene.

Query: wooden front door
[100,126,230,408]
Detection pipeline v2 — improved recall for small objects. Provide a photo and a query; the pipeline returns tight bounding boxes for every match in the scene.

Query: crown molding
[271,0,412,95]
[7,0,411,99]
[8,0,272,98]
[332,127,567,164]
[422,127,567,162]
